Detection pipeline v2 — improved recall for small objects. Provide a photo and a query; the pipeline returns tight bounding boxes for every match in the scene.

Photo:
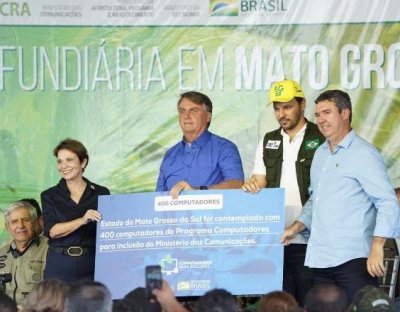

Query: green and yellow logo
[0,2,30,16]
[177,280,191,291]
[273,85,284,96]
[210,0,239,16]
[305,139,320,150]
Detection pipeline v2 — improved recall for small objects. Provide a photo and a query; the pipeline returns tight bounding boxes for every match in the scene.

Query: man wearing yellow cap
[242,79,324,306]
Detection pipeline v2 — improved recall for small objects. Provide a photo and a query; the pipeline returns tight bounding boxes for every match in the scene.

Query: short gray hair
[3,201,37,224]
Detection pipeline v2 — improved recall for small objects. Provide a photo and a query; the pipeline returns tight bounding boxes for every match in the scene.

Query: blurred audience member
[304,283,347,312]
[0,292,17,312]
[112,299,136,312]
[24,279,68,312]
[153,281,187,312]
[349,285,394,312]
[64,280,112,312]
[258,290,299,312]
[196,288,237,312]
[124,287,161,312]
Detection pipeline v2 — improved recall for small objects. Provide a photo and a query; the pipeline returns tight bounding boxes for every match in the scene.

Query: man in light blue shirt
[156,91,244,198]
[281,89,400,302]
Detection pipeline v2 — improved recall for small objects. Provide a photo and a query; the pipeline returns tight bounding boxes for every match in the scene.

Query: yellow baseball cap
[269,80,305,103]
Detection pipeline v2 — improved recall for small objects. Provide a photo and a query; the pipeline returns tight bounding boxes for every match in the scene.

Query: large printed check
[95,189,285,299]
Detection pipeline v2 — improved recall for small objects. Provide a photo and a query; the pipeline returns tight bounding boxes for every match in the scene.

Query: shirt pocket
[298,157,313,173]
[265,157,280,168]
[26,261,45,284]
[264,157,280,185]
[298,157,313,188]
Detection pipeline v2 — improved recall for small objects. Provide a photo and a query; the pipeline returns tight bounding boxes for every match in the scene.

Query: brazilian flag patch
[305,139,320,150]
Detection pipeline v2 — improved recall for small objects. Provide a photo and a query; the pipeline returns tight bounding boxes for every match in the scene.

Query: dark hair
[304,284,347,312]
[178,91,213,113]
[349,285,393,312]
[64,281,112,312]
[259,291,299,312]
[112,299,143,312]
[123,287,160,312]
[314,90,352,124]
[197,288,237,312]
[294,97,305,105]
[53,138,89,168]
[0,292,17,312]
[19,198,41,218]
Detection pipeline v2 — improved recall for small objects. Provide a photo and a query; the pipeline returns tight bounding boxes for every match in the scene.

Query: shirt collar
[337,129,355,149]
[280,122,307,140]
[9,235,40,258]
[322,129,355,151]
[57,177,95,196]
[182,130,211,148]
[58,178,70,195]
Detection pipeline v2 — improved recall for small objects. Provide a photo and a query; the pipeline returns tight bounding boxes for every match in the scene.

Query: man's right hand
[281,229,296,246]
[242,175,266,194]
[280,221,306,246]
[170,181,194,199]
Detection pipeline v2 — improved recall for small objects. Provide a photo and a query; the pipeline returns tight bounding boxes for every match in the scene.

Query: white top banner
[1,0,400,26]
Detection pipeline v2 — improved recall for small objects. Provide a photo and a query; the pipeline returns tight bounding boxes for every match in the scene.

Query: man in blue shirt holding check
[156,91,244,198]
[281,89,400,302]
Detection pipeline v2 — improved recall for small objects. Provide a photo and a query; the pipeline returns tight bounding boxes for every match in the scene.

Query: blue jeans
[312,258,378,303]
[283,244,314,307]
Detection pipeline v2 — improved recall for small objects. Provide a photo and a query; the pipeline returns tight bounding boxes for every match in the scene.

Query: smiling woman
[40,138,110,282]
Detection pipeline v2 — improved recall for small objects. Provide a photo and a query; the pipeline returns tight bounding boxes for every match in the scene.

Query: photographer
[0,201,48,306]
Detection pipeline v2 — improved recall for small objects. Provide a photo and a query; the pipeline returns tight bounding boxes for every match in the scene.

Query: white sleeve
[252,137,266,175]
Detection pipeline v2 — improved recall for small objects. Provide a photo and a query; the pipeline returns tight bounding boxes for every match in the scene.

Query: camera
[0,273,11,284]
[0,273,12,293]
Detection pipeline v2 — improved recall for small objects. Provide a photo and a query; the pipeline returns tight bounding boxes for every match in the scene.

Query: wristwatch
[199,186,208,190]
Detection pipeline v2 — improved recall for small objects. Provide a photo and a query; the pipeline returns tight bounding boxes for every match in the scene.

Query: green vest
[263,122,325,205]
[0,235,48,307]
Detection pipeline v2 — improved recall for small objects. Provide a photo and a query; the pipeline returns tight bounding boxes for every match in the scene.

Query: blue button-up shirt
[156,130,244,191]
[298,130,400,268]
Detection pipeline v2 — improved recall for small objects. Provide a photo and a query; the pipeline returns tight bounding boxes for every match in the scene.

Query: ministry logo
[209,0,239,16]
[0,2,30,16]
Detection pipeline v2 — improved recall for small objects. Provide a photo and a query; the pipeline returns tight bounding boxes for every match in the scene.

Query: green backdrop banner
[1,1,399,243]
